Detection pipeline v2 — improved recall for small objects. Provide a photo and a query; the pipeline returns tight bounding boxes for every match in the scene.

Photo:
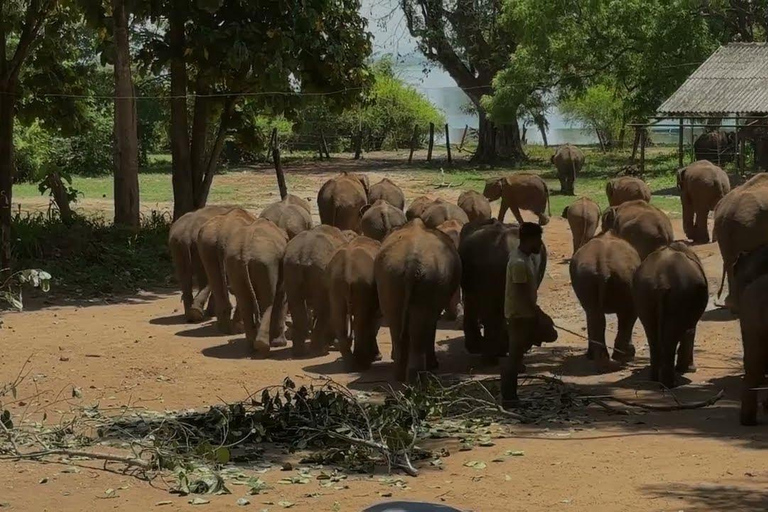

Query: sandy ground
[2,163,768,511]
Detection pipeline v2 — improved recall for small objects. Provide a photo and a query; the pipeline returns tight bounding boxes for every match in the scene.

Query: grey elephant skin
[328,236,382,370]
[224,218,289,357]
[483,173,551,225]
[694,130,736,165]
[562,197,600,255]
[633,243,708,387]
[259,194,313,240]
[361,199,407,241]
[459,219,547,361]
[405,195,436,221]
[368,178,405,210]
[168,205,233,322]
[713,173,768,313]
[606,176,651,206]
[457,190,492,223]
[421,198,470,229]
[375,219,461,381]
[736,271,768,425]
[570,232,641,362]
[677,160,730,244]
[317,172,370,232]
[551,144,584,195]
[602,200,673,260]
[284,225,352,356]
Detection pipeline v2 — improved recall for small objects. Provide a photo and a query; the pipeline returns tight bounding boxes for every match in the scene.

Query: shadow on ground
[643,482,768,511]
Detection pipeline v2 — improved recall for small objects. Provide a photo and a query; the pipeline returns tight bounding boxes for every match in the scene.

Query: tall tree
[141,0,372,219]
[111,0,139,227]
[399,0,523,163]
[0,0,62,269]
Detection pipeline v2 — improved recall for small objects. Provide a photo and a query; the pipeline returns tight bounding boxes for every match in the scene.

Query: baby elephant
[551,144,584,195]
[633,243,708,388]
[562,197,600,255]
[738,273,768,425]
[606,177,651,206]
[483,173,551,225]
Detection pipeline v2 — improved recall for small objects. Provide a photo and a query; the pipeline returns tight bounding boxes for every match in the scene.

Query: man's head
[519,222,543,255]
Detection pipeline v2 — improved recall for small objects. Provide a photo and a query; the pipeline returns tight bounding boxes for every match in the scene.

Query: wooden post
[427,122,435,161]
[408,125,418,164]
[678,118,684,168]
[458,124,468,150]
[320,130,330,159]
[690,118,695,163]
[445,124,452,163]
[271,128,287,199]
[354,129,362,160]
[630,126,640,162]
[640,127,646,175]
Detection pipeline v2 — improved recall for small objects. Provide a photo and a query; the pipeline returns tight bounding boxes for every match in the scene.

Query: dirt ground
[3,162,768,512]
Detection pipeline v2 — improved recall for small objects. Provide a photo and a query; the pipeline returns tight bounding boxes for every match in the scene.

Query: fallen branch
[2,448,153,469]
[599,390,725,412]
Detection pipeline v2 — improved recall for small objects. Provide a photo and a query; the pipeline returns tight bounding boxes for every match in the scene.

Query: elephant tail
[717,260,727,299]
[244,260,262,328]
[656,288,668,357]
[396,277,414,365]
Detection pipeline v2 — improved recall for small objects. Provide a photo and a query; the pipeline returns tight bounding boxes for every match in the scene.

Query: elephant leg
[172,244,197,321]
[190,285,211,323]
[390,305,408,382]
[498,198,509,223]
[586,311,609,361]
[286,279,310,357]
[268,270,288,348]
[511,206,525,226]
[407,308,437,383]
[462,292,483,354]
[310,298,332,356]
[251,261,282,354]
[330,287,352,367]
[681,193,695,241]
[740,327,765,426]
[444,288,461,321]
[353,302,379,371]
[201,250,233,334]
[226,262,262,355]
[646,320,660,383]
[612,310,637,363]
[725,268,738,313]
[693,207,710,244]
[676,327,697,374]
[659,328,677,389]
[558,174,567,195]
[231,304,244,334]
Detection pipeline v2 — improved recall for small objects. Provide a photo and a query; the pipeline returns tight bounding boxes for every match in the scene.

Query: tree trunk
[169,0,193,220]
[112,0,140,228]
[473,110,525,164]
[537,122,548,148]
[0,84,15,270]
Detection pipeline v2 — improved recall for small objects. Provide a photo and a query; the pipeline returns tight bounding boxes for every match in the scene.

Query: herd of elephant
[167,147,768,425]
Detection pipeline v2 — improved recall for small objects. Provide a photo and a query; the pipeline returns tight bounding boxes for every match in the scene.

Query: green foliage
[11,211,173,297]
[560,85,624,149]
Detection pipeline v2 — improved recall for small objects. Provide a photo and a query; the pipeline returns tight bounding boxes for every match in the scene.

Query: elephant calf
[551,144,584,195]
[421,198,469,228]
[457,190,492,223]
[606,177,651,206]
[375,219,461,381]
[369,178,405,210]
[360,199,407,241]
[328,236,382,369]
[602,200,673,260]
[437,220,464,320]
[570,233,641,362]
[483,173,551,226]
[737,273,768,425]
[562,197,600,255]
[317,172,370,232]
[405,195,437,221]
[284,225,351,356]
[633,243,708,388]
[168,205,233,322]
[677,160,730,244]
[224,219,289,357]
[259,194,313,239]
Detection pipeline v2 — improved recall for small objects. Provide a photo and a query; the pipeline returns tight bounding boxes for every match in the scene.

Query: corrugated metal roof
[658,43,768,115]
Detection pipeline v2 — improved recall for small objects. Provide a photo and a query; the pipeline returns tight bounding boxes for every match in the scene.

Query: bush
[12,211,173,297]
[560,85,625,151]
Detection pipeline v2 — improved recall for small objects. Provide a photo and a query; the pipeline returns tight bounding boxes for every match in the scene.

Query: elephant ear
[359,204,372,218]
[676,168,686,190]
[601,207,617,232]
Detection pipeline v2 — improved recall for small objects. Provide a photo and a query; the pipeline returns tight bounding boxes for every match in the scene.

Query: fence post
[320,130,330,159]
[408,125,418,164]
[271,127,287,199]
[459,124,468,151]
[427,122,435,161]
[354,129,362,160]
[639,127,646,175]
[678,118,684,168]
[445,124,452,163]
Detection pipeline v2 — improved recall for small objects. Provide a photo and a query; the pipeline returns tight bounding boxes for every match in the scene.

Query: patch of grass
[11,211,173,298]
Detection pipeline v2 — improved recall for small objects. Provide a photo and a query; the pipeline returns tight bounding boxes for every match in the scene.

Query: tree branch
[7,0,58,83]
[195,96,236,207]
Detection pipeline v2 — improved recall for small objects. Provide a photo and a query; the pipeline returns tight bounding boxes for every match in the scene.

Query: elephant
[421,198,470,228]
[713,173,768,313]
[317,172,370,232]
[569,233,641,362]
[602,200,674,260]
[259,194,313,239]
[327,236,382,370]
[731,245,768,311]
[606,177,651,206]
[457,190,492,223]
[284,225,351,356]
[437,219,464,320]
[223,219,289,356]
[632,243,708,387]
[562,197,600,255]
[483,173,551,226]
[197,208,257,333]
[168,205,233,322]
[360,199,407,241]
[694,130,736,165]
[375,219,461,382]
[677,160,730,244]
[368,178,405,210]
[551,144,585,195]
[459,219,547,362]
[736,272,768,425]
[405,195,436,221]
